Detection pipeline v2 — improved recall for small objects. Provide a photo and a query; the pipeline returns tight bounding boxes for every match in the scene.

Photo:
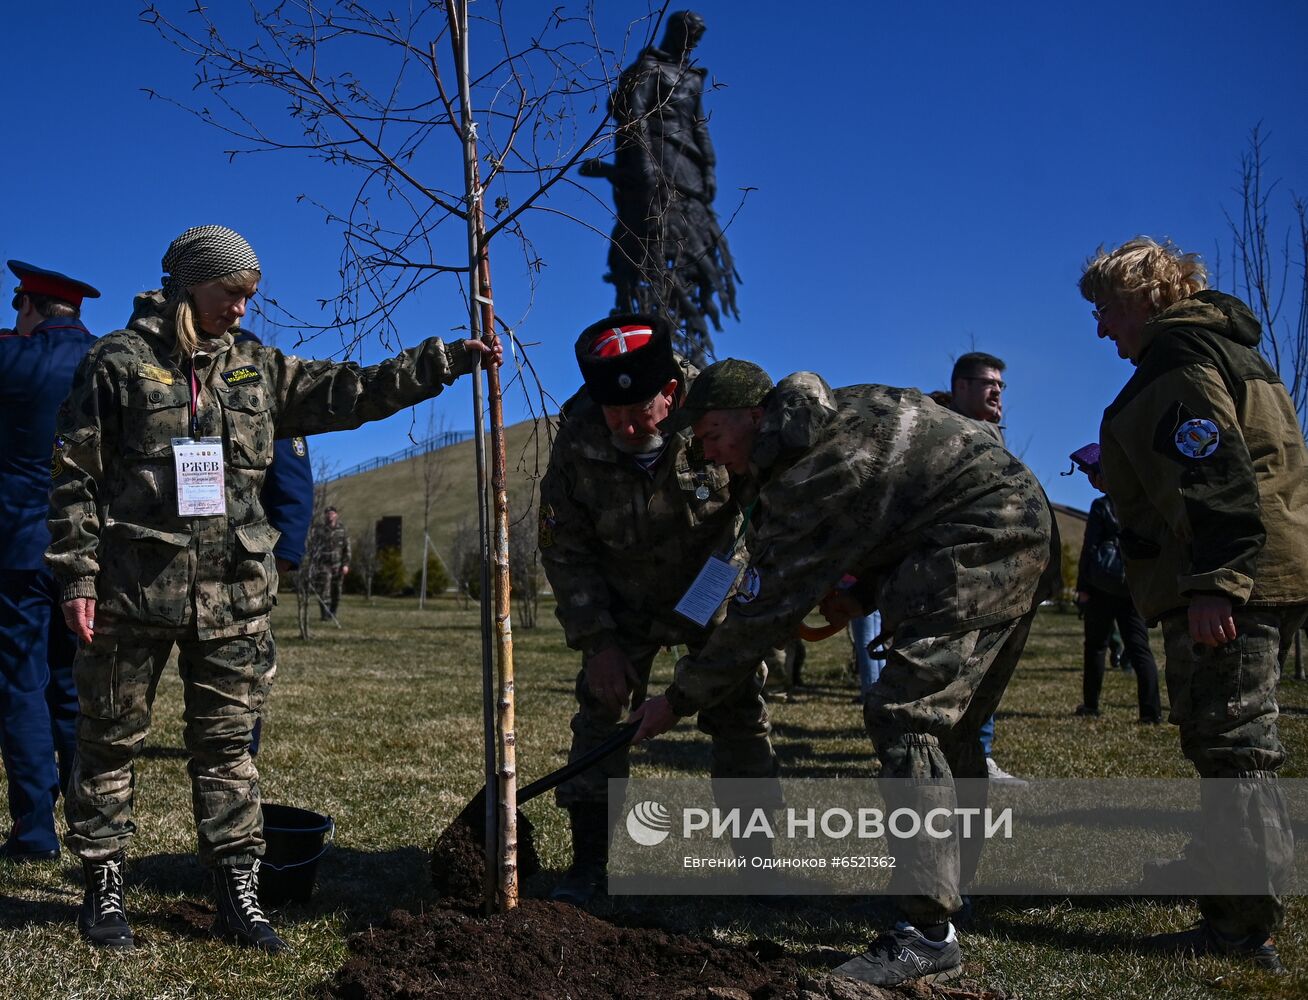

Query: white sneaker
[986,756,1028,787]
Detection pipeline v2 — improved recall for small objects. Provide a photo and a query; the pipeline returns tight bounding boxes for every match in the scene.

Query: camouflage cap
[660,358,773,434]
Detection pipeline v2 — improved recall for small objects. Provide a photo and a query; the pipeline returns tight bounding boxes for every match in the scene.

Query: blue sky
[6,1,1306,511]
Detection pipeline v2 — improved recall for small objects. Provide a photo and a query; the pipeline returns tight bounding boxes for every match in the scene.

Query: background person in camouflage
[539,314,780,905]
[47,224,500,953]
[633,359,1055,988]
[1082,236,1308,973]
[309,506,351,620]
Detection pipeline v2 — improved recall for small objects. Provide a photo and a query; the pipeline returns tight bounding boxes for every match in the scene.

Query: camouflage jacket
[309,521,352,572]
[1100,290,1308,621]
[47,291,478,639]
[539,362,739,654]
[665,373,1053,715]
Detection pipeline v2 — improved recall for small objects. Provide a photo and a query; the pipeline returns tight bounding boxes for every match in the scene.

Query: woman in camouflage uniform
[47,225,498,953]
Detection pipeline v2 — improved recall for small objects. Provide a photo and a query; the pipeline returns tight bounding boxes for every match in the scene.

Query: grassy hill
[321,417,555,582]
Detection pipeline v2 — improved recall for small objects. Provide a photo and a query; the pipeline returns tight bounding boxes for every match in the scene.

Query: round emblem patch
[734,566,761,604]
[617,374,633,389]
[291,436,308,457]
[1174,418,1220,459]
[694,484,710,501]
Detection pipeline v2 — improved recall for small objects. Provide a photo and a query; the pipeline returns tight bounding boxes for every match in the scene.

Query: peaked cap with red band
[574,312,679,405]
[8,260,101,308]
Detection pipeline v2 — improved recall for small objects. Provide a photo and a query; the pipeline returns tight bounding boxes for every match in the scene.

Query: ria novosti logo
[625,800,672,846]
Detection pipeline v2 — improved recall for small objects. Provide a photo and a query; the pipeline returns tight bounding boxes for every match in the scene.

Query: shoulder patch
[734,566,761,604]
[221,366,262,387]
[1174,417,1220,460]
[291,436,308,457]
[138,363,174,385]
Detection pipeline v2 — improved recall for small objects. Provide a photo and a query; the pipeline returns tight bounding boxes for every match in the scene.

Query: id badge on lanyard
[674,554,741,627]
[674,500,756,627]
[173,438,227,516]
[173,354,226,516]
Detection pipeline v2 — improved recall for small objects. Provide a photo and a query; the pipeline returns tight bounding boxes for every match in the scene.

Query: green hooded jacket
[1099,290,1308,622]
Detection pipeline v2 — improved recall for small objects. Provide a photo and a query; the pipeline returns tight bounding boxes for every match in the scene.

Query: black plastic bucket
[260,803,334,906]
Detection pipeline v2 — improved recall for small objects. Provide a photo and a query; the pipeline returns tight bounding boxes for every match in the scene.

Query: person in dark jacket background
[234,329,314,757]
[1082,235,1308,973]
[1067,442,1160,722]
[0,261,99,863]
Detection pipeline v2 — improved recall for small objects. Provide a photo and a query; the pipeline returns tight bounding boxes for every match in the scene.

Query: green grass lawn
[2,597,1306,998]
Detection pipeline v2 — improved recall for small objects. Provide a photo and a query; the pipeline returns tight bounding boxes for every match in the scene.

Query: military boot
[212,860,288,954]
[79,852,134,949]
[550,804,610,906]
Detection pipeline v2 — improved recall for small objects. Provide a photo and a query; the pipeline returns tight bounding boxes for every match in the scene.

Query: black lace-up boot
[212,860,288,954]
[79,852,134,949]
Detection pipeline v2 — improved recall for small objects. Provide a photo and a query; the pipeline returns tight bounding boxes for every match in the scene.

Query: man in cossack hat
[538,313,780,905]
[0,261,99,863]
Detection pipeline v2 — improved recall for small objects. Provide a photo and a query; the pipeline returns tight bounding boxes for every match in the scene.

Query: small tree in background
[414,553,453,599]
[295,462,336,639]
[346,528,379,599]
[450,516,482,607]
[1219,125,1308,433]
[374,547,409,597]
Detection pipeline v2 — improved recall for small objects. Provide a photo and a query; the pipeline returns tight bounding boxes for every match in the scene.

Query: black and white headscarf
[161,225,261,297]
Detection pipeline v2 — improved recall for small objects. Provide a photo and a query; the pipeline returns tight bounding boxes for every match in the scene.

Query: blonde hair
[1079,237,1207,314]
[165,268,260,359]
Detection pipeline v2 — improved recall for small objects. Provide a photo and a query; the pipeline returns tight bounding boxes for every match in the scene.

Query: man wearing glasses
[944,353,1027,788]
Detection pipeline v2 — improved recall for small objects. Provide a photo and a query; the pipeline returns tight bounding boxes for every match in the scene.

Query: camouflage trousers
[863,607,1036,928]
[64,630,275,867]
[556,637,781,811]
[1160,604,1307,940]
[314,568,345,617]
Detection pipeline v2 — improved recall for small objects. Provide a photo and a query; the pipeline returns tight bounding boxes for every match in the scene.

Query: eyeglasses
[1091,302,1115,322]
[959,377,1006,391]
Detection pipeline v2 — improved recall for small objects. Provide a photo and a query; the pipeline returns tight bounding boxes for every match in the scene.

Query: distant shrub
[413,553,452,597]
[374,547,409,596]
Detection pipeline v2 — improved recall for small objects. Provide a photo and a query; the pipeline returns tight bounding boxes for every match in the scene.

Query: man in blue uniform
[234,329,315,756]
[0,260,99,862]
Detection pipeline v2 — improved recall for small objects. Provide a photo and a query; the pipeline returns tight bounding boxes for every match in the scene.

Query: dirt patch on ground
[322,898,1001,1000]
[333,835,1002,999]
[324,898,794,999]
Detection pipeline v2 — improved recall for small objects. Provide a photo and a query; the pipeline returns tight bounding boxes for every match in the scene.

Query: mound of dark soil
[346,825,1002,1000]
[322,898,995,1000]
[324,898,795,999]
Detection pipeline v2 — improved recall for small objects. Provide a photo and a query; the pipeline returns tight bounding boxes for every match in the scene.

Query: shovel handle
[516,720,641,805]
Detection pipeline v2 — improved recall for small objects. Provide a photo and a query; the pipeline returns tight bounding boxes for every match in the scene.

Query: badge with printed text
[1174,418,1220,460]
[675,555,742,627]
[291,436,308,457]
[138,363,174,385]
[172,437,227,516]
[221,366,262,387]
